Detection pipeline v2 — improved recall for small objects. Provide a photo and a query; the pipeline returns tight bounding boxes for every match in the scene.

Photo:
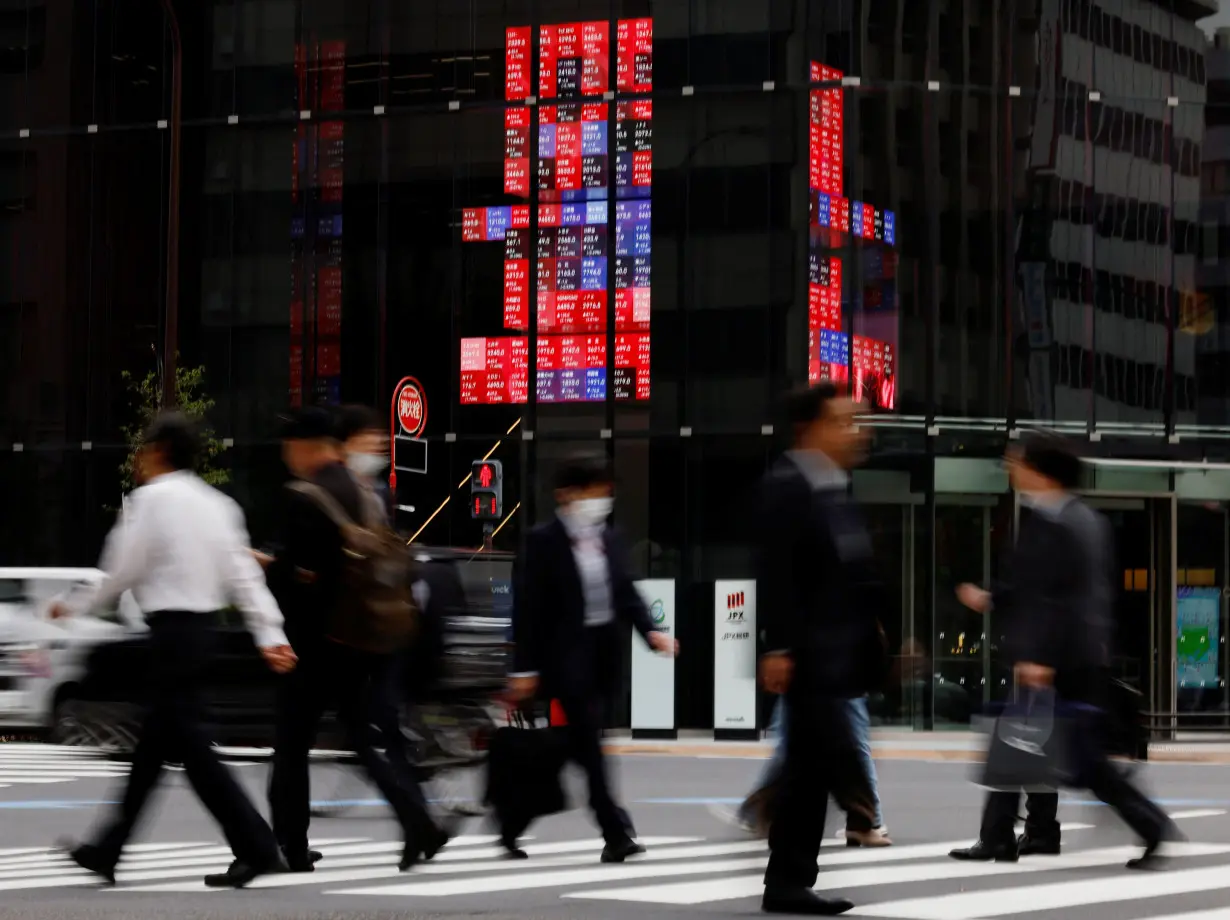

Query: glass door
[1176,501,1229,729]
[860,499,919,728]
[1083,494,1175,729]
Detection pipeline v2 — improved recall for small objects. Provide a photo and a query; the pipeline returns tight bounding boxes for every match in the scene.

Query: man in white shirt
[53,412,296,889]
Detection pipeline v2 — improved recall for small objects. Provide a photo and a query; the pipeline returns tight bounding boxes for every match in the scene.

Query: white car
[0,568,145,735]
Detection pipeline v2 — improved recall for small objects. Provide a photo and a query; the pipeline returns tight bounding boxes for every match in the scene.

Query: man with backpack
[263,407,449,873]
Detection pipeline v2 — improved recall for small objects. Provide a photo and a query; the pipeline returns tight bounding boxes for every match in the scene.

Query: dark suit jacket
[266,461,363,654]
[992,496,1113,702]
[756,456,889,700]
[511,517,655,701]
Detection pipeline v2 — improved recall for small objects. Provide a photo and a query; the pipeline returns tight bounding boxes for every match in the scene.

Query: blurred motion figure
[54,412,295,889]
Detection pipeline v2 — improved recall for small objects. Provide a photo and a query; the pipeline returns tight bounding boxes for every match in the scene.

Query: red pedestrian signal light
[470,459,504,521]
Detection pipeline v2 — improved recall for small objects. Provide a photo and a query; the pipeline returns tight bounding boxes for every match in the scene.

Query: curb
[605,743,1230,765]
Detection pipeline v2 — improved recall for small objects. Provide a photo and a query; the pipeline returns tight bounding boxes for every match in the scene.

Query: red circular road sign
[394,378,427,438]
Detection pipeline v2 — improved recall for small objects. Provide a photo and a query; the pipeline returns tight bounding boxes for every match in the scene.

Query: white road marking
[850,844,1230,919]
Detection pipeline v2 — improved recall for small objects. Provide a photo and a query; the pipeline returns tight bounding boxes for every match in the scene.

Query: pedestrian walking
[506,454,678,862]
[948,434,1179,868]
[263,407,449,873]
[728,695,889,846]
[54,411,295,888]
[755,384,891,916]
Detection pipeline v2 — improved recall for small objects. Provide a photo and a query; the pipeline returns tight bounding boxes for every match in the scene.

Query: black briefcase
[484,724,570,841]
[980,689,1081,792]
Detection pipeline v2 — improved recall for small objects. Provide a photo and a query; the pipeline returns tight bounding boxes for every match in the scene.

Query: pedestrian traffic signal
[470,459,503,520]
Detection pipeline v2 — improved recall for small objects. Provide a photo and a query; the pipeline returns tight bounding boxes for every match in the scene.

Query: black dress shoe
[281,847,323,873]
[203,854,288,889]
[500,836,529,860]
[399,818,455,872]
[762,887,855,915]
[59,840,116,887]
[600,838,647,864]
[948,839,1019,862]
[1127,839,1170,870]
[1017,834,1060,856]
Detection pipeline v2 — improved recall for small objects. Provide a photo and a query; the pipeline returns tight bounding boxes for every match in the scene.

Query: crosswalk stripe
[118,837,702,893]
[0,838,393,878]
[0,835,506,893]
[0,838,356,870]
[1167,809,1227,820]
[563,843,1230,905]
[329,855,769,897]
[353,839,1230,901]
[849,846,1230,919]
[1134,911,1230,920]
[0,776,122,785]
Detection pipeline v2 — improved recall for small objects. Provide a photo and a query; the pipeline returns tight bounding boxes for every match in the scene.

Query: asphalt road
[0,744,1229,919]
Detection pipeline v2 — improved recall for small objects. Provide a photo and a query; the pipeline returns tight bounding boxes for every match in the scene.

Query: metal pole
[159,0,183,409]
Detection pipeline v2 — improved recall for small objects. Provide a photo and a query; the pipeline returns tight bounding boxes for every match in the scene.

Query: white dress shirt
[560,512,614,627]
[68,470,288,649]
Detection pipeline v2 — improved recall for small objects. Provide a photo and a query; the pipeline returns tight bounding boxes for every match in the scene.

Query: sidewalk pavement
[604,730,1230,764]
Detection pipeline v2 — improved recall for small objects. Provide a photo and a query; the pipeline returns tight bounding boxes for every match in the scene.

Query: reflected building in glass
[3,0,1230,734]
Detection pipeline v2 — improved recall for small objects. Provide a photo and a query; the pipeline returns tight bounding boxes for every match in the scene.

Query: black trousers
[556,691,630,845]
[91,611,280,869]
[765,693,865,889]
[268,642,435,855]
[981,709,1171,848]
[981,791,1060,845]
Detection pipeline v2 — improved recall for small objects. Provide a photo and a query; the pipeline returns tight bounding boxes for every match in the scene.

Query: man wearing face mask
[338,405,394,524]
[507,455,678,863]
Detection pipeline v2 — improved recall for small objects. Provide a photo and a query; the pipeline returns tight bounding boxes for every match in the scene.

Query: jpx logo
[726,592,745,621]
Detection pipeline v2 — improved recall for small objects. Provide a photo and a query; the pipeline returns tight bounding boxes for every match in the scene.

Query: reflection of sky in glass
[1203,11,1230,33]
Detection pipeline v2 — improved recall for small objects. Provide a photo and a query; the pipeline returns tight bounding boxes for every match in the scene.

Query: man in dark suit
[757,383,889,916]
[262,408,448,874]
[949,434,1177,868]
[507,455,678,863]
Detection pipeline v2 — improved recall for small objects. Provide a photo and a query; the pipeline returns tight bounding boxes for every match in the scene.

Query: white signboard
[631,579,675,732]
[714,580,757,731]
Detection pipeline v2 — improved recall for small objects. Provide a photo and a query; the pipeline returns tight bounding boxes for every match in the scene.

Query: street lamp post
[158,0,183,409]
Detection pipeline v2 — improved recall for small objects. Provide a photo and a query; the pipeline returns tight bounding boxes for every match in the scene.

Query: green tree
[119,364,230,493]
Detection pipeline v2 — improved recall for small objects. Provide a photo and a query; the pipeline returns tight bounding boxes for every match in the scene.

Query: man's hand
[251,550,274,569]
[648,631,679,657]
[508,674,539,702]
[260,645,298,675]
[1015,661,1054,689]
[759,653,794,695]
[956,583,991,613]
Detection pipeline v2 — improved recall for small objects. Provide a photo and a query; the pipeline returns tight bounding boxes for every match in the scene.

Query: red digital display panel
[290,39,345,408]
[538,21,609,99]
[808,61,898,411]
[617,18,653,93]
[462,19,653,406]
[506,27,532,100]
[460,336,530,405]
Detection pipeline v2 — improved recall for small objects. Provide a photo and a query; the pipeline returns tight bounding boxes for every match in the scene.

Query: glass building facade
[3,0,1230,732]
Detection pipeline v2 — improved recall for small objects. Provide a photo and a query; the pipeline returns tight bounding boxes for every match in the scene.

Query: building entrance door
[1080,494,1176,721]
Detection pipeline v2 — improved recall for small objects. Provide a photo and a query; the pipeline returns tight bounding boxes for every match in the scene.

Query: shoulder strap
[288,480,359,532]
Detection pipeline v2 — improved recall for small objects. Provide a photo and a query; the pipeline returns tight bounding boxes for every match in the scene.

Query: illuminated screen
[290,41,345,408]
[808,62,898,410]
[460,18,653,406]
[1177,587,1220,688]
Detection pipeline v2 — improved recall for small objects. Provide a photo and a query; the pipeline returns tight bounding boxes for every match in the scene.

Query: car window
[0,579,27,604]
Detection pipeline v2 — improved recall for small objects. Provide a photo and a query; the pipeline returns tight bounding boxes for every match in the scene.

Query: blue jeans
[844,696,883,827]
[741,696,883,828]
